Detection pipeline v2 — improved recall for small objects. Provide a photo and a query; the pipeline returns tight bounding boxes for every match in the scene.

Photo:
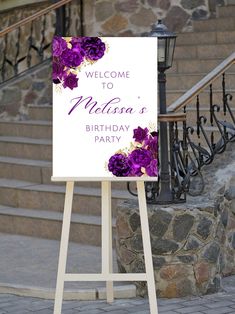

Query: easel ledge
[51,176,158,182]
[53,180,158,314]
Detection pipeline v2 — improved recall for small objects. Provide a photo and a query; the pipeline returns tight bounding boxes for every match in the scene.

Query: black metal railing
[0,0,83,85]
[167,53,235,201]
[128,53,235,203]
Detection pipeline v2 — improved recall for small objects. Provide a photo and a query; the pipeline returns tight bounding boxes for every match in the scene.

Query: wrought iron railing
[167,53,235,200]
[128,52,235,203]
[0,0,83,85]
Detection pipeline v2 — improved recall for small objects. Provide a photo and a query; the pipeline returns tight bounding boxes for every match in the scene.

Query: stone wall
[0,60,51,120]
[84,0,214,37]
[116,143,235,298]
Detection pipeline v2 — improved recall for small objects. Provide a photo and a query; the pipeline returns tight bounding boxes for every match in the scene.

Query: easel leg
[101,181,114,303]
[137,181,158,314]
[54,181,74,314]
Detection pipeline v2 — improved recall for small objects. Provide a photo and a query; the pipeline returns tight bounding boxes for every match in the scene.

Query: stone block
[95,1,114,22]
[195,261,210,285]
[217,4,235,17]
[151,238,179,255]
[28,105,52,121]
[147,0,170,10]
[193,17,235,32]
[192,8,208,20]
[130,8,156,27]
[101,15,128,34]
[197,216,213,240]
[197,44,235,59]
[116,214,132,239]
[129,212,140,232]
[176,31,216,46]
[202,242,220,263]
[129,233,143,252]
[115,0,139,13]
[1,88,21,105]
[163,6,190,32]
[17,77,32,90]
[160,264,186,280]
[32,82,45,92]
[173,213,194,242]
[181,0,205,10]
[149,209,172,238]
[174,46,197,60]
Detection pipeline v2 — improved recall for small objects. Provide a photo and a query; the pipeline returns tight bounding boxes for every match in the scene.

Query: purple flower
[81,37,106,61]
[108,154,132,177]
[61,48,84,68]
[129,148,152,168]
[52,61,65,80]
[133,127,149,143]
[52,36,67,57]
[63,72,78,90]
[53,78,61,84]
[146,159,158,177]
[145,135,158,157]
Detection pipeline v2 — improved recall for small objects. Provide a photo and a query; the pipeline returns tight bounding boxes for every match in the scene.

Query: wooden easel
[53,180,158,314]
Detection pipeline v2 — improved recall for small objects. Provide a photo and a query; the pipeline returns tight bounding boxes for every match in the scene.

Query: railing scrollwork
[165,52,235,201]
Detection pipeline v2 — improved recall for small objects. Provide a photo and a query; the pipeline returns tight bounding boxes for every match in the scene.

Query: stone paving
[0,275,234,313]
[0,234,234,313]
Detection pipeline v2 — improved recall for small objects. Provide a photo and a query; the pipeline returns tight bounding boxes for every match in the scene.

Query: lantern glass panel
[166,37,176,69]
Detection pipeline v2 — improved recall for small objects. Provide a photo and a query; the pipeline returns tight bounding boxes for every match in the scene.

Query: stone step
[28,105,52,121]
[167,89,235,106]
[0,179,133,217]
[0,156,51,184]
[193,16,235,32]
[0,156,128,190]
[170,58,235,74]
[0,120,52,139]
[217,5,235,17]
[167,72,235,90]
[0,136,51,160]
[0,204,109,246]
[176,30,235,46]
[174,43,235,60]
[183,107,235,126]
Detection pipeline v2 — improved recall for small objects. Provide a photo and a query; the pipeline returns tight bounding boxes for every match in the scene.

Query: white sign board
[52,37,158,181]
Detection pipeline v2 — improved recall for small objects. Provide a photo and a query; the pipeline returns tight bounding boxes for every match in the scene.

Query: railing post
[54,0,66,36]
[157,71,174,203]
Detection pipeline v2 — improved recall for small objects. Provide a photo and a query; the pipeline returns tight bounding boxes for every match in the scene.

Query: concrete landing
[0,233,136,300]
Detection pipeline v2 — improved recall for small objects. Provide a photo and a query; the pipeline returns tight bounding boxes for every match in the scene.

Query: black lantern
[149,20,176,72]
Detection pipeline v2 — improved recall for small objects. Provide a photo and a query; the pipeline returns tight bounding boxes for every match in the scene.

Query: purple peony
[70,38,85,55]
[81,37,106,61]
[108,154,132,177]
[52,61,65,80]
[133,126,149,143]
[145,135,158,157]
[63,72,78,90]
[129,148,152,168]
[52,36,67,57]
[61,48,84,68]
[146,159,158,177]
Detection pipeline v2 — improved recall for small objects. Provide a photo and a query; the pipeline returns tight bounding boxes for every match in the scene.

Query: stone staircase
[167,5,235,145]
[0,4,235,245]
[167,5,235,105]
[0,105,134,245]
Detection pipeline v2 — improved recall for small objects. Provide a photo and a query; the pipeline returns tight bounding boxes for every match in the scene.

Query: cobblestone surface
[0,276,234,313]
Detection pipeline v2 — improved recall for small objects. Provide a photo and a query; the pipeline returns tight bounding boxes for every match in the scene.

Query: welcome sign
[52,37,158,181]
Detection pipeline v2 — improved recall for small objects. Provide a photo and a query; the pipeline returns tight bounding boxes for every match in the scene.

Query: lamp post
[148,20,177,204]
